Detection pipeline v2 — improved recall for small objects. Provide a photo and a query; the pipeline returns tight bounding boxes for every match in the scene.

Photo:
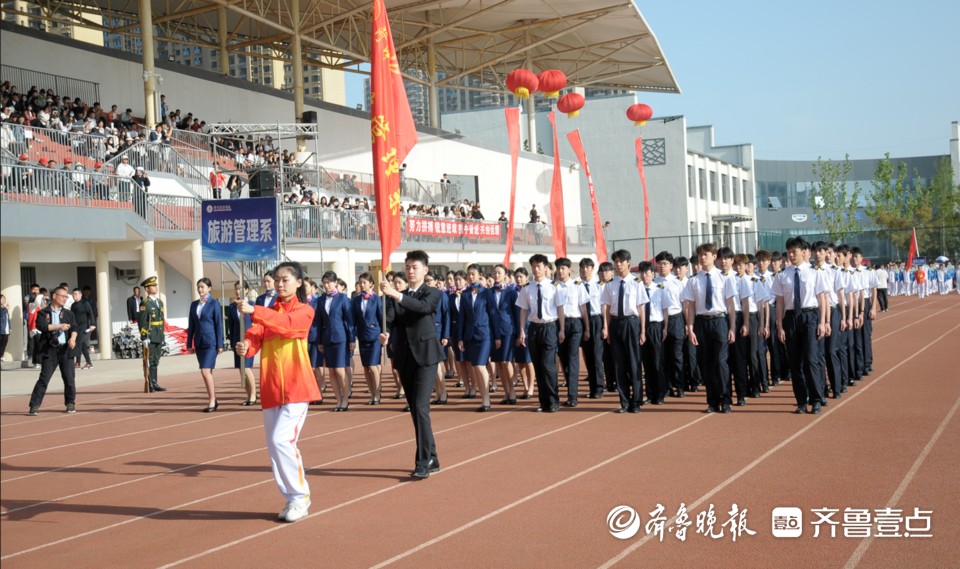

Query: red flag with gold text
[370,0,418,269]
[547,111,567,258]
[566,129,607,263]
[503,107,521,265]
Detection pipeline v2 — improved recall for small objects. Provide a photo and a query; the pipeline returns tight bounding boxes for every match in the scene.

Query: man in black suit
[71,288,95,369]
[126,286,141,322]
[381,250,444,479]
[28,287,78,415]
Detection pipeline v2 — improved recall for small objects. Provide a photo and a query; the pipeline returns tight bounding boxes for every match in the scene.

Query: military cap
[140,275,158,288]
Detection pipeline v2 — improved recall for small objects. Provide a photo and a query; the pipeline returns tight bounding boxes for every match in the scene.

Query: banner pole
[239,261,246,390]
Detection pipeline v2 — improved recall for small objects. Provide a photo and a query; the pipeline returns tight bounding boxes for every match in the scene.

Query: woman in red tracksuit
[236,261,321,523]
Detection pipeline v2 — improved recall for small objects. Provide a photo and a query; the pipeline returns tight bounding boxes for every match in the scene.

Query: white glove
[143,340,150,348]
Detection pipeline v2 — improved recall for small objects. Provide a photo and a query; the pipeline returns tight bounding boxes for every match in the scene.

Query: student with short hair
[601,249,649,413]
[516,254,563,413]
[315,271,356,411]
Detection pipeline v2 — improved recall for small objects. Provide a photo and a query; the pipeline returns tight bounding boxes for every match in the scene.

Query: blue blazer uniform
[187,297,223,368]
[255,290,278,307]
[448,290,465,362]
[315,292,355,368]
[512,284,533,364]
[491,285,518,362]
[352,293,383,366]
[434,290,451,344]
[226,301,254,368]
[457,286,499,365]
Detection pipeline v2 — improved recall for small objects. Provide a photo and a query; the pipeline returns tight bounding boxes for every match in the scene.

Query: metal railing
[103,141,212,199]
[1,158,199,232]
[2,64,101,107]
[5,124,107,167]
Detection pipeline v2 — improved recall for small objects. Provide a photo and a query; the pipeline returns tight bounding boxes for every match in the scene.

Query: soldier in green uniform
[137,276,167,392]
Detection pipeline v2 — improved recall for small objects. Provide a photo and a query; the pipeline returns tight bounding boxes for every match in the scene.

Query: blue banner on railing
[201,198,279,261]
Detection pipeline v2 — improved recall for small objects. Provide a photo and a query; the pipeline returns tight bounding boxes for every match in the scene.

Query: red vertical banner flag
[634,136,650,260]
[905,227,919,270]
[370,0,418,269]
[503,107,521,265]
[547,111,567,258]
[566,129,607,263]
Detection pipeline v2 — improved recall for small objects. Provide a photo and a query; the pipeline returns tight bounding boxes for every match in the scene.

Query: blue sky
[347,1,958,161]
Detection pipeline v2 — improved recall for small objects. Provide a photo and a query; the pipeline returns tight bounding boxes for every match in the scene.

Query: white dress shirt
[600,274,649,317]
[555,279,588,319]
[771,263,830,310]
[515,277,559,323]
[654,274,684,316]
[680,268,738,316]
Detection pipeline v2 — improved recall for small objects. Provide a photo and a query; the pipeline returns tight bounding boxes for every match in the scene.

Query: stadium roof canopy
[34,0,679,94]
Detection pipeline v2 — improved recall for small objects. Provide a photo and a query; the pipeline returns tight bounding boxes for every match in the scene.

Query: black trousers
[823,307,843,397]
[746,312,763,395]
[29,345,77,409]
[642,319,665,403]
[398,358,439,468]
[863,298,874,370]
[610,316,641,409]
[877,288,888,311]
[682,314,701,390]
[528,322,559,410]
[75,330,92,366]
[663,315,684,394]
[846,318,860,382]
[695,315,730,409]
[836,325,849,392]
[853,316,866,380]
[602,332,617,391]
[0,334,8,358]
[558,318,583,402]
[784,309,825,407]
[730,312,749,401]
[757,321,771,390]
[581,315,605,396]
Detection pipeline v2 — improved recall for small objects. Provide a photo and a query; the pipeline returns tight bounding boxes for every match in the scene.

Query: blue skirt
[451,338,465,362]
[359,339,382,367]
[513,341,532,364]
[309,342,323,368]
[464,338,491,366]
[195,347,218,369]
[491,334,516,363]
[233,353,255,369]
[322,341,350,368]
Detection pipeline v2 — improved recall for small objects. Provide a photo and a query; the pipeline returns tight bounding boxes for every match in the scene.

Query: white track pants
[263,402,311,506]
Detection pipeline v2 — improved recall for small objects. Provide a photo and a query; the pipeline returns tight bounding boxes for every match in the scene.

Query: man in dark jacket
[28,287,78,415]
[71,288,95,369]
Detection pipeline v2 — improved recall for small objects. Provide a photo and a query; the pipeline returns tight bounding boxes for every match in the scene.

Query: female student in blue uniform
[512,268,535,399]
[305,279,325,403]
[458,264,500,412]
[448,271,472,397]
[425,271,451,405]
[352,272,383,405]
[187,277,224,412]
[315,271,355,411]
[226,281,258,405]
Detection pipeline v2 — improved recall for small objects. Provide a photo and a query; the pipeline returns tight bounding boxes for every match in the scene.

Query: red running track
[1,294,958,568]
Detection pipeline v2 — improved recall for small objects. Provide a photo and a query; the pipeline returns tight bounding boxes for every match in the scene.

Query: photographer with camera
[28,286,79,416]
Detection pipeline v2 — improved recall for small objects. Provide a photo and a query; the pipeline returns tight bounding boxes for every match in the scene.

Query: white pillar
[1,242,24,362]
[218,6,229,76]
[95,245,113,360]
[139,0,157,128]
[190,239,203,300]
[141,240,156,284]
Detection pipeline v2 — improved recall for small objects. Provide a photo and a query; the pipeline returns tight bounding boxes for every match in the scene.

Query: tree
[912,158,960,258]
[866,153,915,253]
[810,154,862,241]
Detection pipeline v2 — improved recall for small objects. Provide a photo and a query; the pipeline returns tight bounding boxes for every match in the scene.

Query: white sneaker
[278,503,293,521]
[283,499,311,523]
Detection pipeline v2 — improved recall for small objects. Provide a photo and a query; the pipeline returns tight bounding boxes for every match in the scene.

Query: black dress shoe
[411,465,430,479]
[455,381,464,388]
[367,398,381,405]
[548,405,560,413]
[394,392,406,399]
[761,386,771,393]
[242,400,258,406]
[847,380,857,386]
[812,402,822,414]
[615,407,628,413]
[507,398,517,405]
[627,406,640,413]
[402,405,411,412]
[820,398,829,406]
[794,405,807,414]
[202,401,219,413]
[520,393,531,399]
[340,402,350,412]
[721,404,731,414]
[499,397,512,405]
[736,398,746,407]
[703,406,715,414]
[430,398,447,405]
[477,403,491,412]
[562,400,578,408]
[834,392,842,399]
[152,385,167,392]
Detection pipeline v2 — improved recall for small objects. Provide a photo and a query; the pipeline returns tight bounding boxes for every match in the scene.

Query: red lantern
[506,69,539,99]
[626,103,653,126]
[537,69,567,98]
[556,93,585,118]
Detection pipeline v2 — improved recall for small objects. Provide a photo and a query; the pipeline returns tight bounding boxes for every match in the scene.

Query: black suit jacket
[126,295,141,321]
[35,305,78,352]
[386,285,444,369]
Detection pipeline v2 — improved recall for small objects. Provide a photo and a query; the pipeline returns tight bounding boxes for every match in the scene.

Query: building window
[721,174,729,203]
[732,177,739,205]
[701,223,708,241]
[687,166,694,198]
[710,171,718,202]
[698,168,706,199]
[690,222,697,239]
[743,180,751,207]
[264,77,272,84]
[641,138,666,166]
[194,57,201,65]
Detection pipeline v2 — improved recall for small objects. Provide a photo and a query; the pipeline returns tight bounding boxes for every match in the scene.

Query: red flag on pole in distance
[503,107,521,265]
[370,0,418,269]
[566,129,607,263]
[634,136,651,260]
[547,111,567,258]
[905,227,919,270]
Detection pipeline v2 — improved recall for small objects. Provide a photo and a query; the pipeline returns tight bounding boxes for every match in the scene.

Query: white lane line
[843,392,960,569]
[596,319,960,568]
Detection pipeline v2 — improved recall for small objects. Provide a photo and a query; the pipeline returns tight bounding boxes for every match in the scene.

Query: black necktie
[618,280,626,316]
[645,287,652,320]
[536,284,543,320]
[793,269,802,311]
[584,282,592,316]
[705,273,714,311]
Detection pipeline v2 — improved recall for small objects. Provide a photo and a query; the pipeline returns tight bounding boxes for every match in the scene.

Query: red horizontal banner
[406,217,502,239]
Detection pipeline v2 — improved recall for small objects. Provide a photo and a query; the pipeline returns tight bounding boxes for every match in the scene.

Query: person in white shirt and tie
[600,249,649,413]
[654,252,685,399]
[554,258,589,407]
[516,254,564,413]
[578,257,606,399]
[680,243,738,414]
[772,237,831,414]
[638,261,673,405]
